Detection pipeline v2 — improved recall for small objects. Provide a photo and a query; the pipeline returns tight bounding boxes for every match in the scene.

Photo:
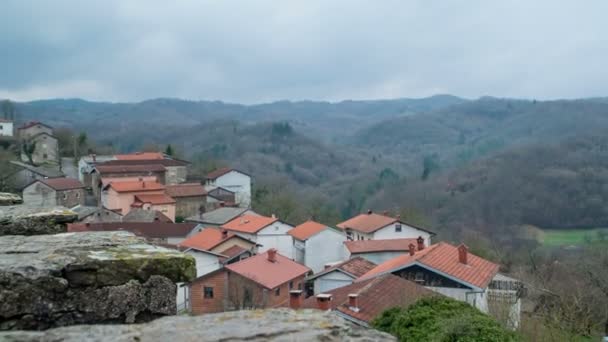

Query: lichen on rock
[0,193,22,206]
[0,206,77,236]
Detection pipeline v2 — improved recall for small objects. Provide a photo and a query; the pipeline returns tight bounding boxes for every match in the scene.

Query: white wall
[305,229,346,273]
[427,286,488,313]
[372,222,432,246]
[257,221,293,257]
[215,171,251,208]
[186,250,222,277]
[313,270,354,294]
[350,251,405,264]
[0,121,13,137]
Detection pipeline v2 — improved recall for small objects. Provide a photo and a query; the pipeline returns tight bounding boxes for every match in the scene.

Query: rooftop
[337,211,435,235]
[106,181,165,193]
[18,121,52,130]
[95,164,166,174]
[288,220,328,241]
[102,158,189,167]
[178,227,238,251]
[225,250,310,289]
[122,208,172,222]
[36,177,84,191]
[185,207,253,225]
[68,222,198,239]
[345,238,419,254]
[133,194,176,205]
[10,161,64,178]
[308,257,377,281]
[165,183,206,198]
[114,152,164,160]
[221,214,278,234]
[359,242,500,289]
[206,167,250,180]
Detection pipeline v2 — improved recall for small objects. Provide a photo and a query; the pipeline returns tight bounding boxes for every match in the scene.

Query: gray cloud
[1,0,607,103]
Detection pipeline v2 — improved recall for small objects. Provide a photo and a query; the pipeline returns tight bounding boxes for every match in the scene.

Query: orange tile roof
[165,183,206,197]
[107,181,165,193]
[114,152,164,160]
[301,274,436,323]
[220,245,249,259]
[336,212,398,233]
[308,257,377,280]
[225,251,310,289]
[359,242,500,289]
[288,220,328,241]
[345,238,418,254]
[221,214,278,234]
[96,164,166,174]
[134,194,175,205]
[38,177,84,191]
[179,228,237,251]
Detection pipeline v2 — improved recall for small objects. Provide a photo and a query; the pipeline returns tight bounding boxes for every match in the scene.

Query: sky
[1,1,607,103]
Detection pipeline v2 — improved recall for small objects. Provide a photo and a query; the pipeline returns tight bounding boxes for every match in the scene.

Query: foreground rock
[0,308,396,341]
[0,206,77,236]
[0,231,196,330]
[0,193,22,206]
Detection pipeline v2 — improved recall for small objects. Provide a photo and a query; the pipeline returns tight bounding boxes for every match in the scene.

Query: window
[395,223,402,232]
[203,286,214,299]
[62,193,67,200]
[415,272,424,283]
[275,287,280,296]
[289,281,294,290]
[43,153,48,159]
[298,282,302,290]
[76,192,80,199]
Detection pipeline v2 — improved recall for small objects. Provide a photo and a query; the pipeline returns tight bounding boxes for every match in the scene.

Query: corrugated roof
[225,251,310,289]
[37,177,84,191]
[359,242,500,289]
[165,183,206,198]
[134,194,175,205]
[95,164,166,173]
[179,228,237,251]
[288,220,328,241]
[107,181,165,193]
[67,222,198,238]
[345,238,418,254]
[114,152,164,160]
[301,274,436,324]
[308,257,377,281]
[221,214,278,234]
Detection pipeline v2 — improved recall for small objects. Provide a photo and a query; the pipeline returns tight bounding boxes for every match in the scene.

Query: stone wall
[0,206,77,236]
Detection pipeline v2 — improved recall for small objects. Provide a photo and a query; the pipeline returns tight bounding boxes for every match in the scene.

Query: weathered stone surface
[0,231,196,330]
[0,206,77,236]
[0,309,396,341]
[0,193,22,206]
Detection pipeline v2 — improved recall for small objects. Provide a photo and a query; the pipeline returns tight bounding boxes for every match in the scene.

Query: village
[0,119,524,330]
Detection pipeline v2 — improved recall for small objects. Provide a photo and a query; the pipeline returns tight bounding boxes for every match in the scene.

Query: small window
[415,272,424,283]
[63,193,67,200]
[395,223,402,232]
[43,153,48,159]
[203,286,214,299]
[76,192,80,199]
[298,282,302,290]
[275,287,280,296]
[289,281,294,290]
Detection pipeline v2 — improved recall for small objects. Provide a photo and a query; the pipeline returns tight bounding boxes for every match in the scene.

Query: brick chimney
[417,236,425,251]
[408,243,416,256]
[267,248,277,263]
[289,290,303,309]
[458,244,468,264]
[316,294,332,311]
[348,294,359,312]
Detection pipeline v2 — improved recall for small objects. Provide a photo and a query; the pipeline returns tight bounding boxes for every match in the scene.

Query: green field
[541,228,608,246]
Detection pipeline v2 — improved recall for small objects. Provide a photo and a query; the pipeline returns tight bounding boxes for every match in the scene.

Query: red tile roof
[165,183,206,198]
[206,167,250,180]
[226,251,310,289]
[107,181,165,193]
[337,212,435,235]
[359,242,500,289]
[134,194,175,205]
[221,214,278,234]
[114,152,164,160]
[67,222,198,238]
[18,121,52,130]
[37,177,84,191]
[308,257,377,280]
[288,220,328,241]
[179,228,237,251]
[220,245,249,259]
[345,238,418,254]
[301,274,436,323]
[102,159,189,167]
[95,164,166,174]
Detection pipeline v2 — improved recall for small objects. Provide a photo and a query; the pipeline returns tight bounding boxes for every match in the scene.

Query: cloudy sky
[1,1,607,103]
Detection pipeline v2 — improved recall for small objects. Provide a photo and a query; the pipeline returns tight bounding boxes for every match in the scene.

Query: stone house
[0,119,13,137]
[165,183,206,219]
[71,205,123,223]
[97,158,189,185]
[205,168,251,208]
[17,121,59,165]
[130,194,176,222]
[9,160,64,189]
[288,220,346,273]
[22,177,85,207]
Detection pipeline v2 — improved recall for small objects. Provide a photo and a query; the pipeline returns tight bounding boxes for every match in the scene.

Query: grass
[540,228,608,246]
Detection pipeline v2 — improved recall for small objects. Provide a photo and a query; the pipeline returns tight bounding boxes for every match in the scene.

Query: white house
[357,242,521,327]
[205,168,251,208]
[288,220,347,273]
[220,214,293,257]
[306,257,377,295]
[344,237,421,264]
[0,119,13,137]
[337,211,435,246]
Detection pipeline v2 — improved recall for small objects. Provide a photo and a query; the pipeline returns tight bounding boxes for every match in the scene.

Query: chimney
[408,243,416,256]
[458,244,468,264]
[271,213,276,219]
[367,209,372,215]
[92,154,96,162]
[221,230,228,239]
[417,236,425,251]
[348,294,359,312]
[289,290,303,309]
[267,248,277,262]
[316,294,332,311]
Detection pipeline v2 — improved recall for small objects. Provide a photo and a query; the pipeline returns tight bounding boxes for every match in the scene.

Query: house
[68,222,200,245]
[337,210,435,245]
[99,158,190,185]
[221,214,294,257]
[71,205,123,223]
[22,178,85,207]
[205,168,251,208]
[205,187,237,209]
[17,121,59,165]
[288,220,346,272]
[100,180,166,216]
[185,206,260,227]
[122,208,172,223]
[131,193,176,222]
[165,183,206,219]
[77,154,116,186]
[344,237,421,264]
[299,274,436,327]
[306,257,377,295]
[0,119,14,137]
[357,241,521,326]
[9,160,64,189]
[187,249,310,314]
